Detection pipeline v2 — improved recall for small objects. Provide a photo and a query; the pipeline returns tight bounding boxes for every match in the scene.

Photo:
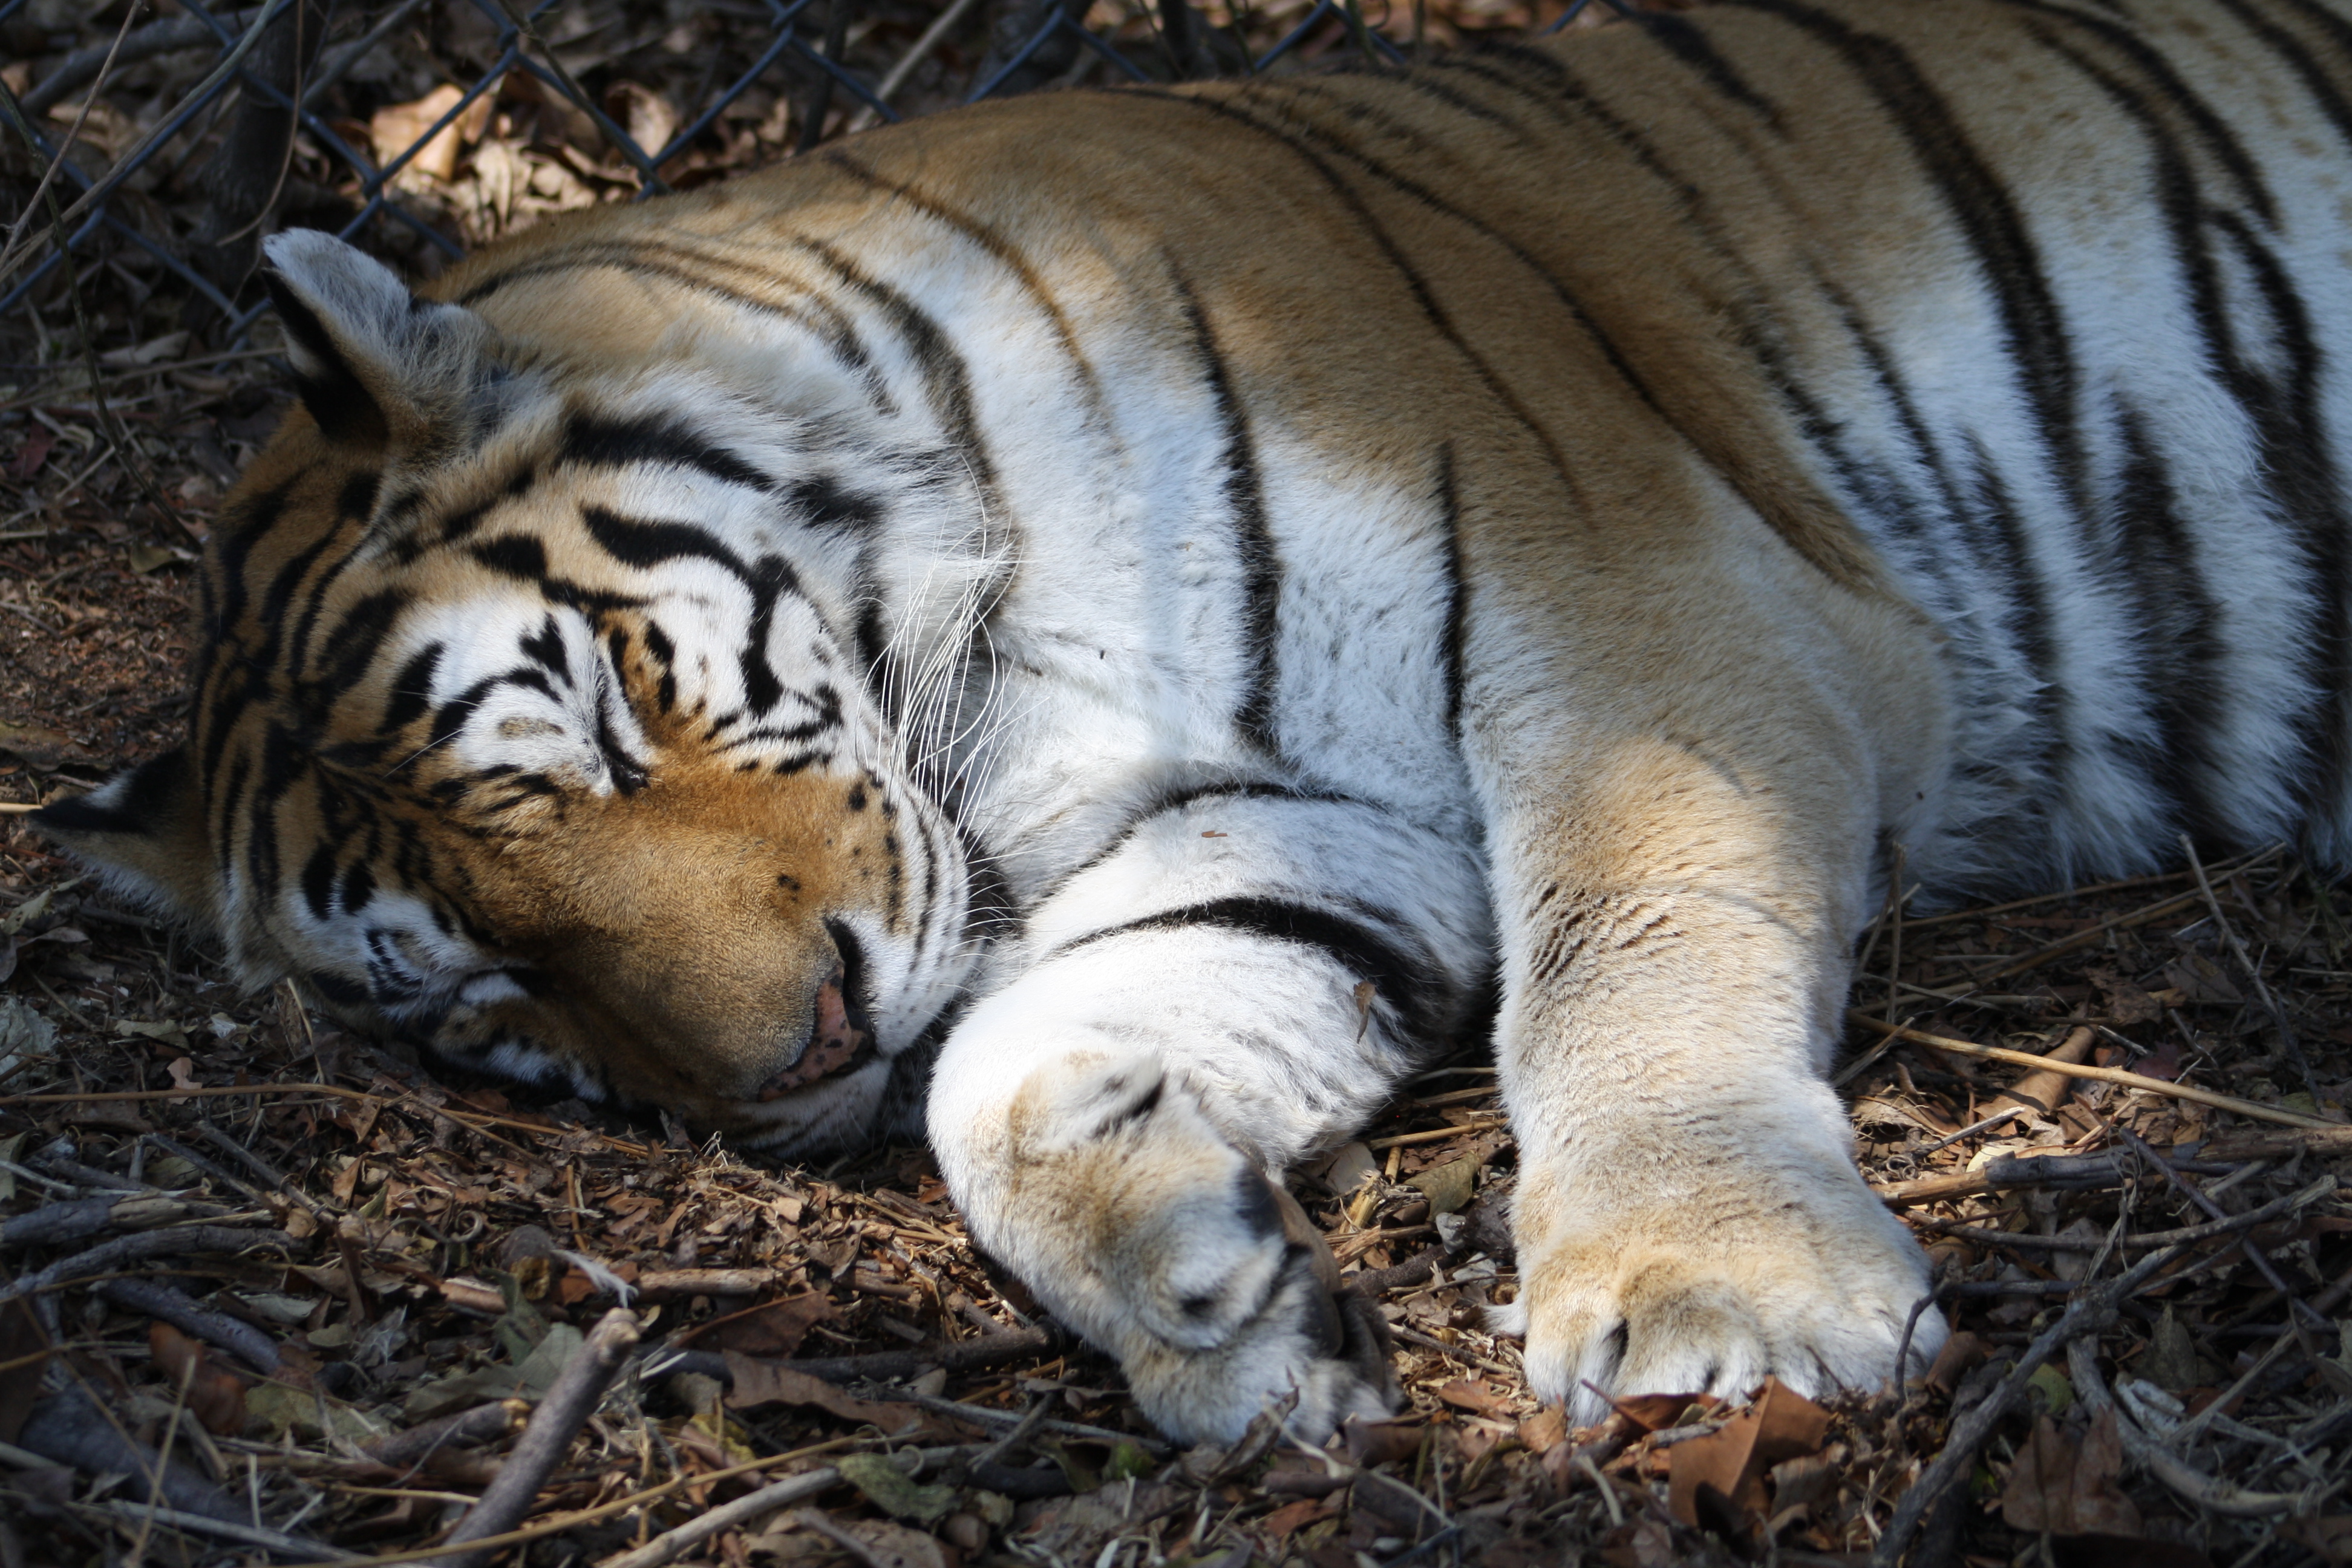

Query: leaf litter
[7,2,2352,1564]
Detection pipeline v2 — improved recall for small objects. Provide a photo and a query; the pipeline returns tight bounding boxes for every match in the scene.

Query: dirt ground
[7,2,2352,1566]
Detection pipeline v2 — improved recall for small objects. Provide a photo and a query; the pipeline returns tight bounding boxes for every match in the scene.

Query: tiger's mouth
[756,918,877,1100]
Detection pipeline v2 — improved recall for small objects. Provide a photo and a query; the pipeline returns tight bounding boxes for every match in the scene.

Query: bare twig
[0,1227,291,1305]
[1846,1014,2334,1128]
[2066,1339,2307,1517]
[426,1308,641,1568]
[96,1278,281,1372]
[361,1400,528,1471]
[1873,1239,2189,1567]
[87,1498,357,1562]
[784,1323,1057,1384]
[844,0,990,131]
[593,1470,843,1568]
[1905,1174,2333,1250]
[2182,833,2319,1098]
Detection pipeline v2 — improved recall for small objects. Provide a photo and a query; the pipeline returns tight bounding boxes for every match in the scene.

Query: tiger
[33,0,2352,1443]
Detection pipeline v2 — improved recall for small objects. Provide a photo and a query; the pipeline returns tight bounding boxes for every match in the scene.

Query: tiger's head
[33,230,992,1149]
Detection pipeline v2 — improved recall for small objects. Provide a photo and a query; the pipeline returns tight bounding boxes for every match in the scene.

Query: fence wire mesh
[0,0,1629,347]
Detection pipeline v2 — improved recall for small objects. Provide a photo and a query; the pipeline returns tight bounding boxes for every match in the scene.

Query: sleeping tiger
[34,0,2352,1442]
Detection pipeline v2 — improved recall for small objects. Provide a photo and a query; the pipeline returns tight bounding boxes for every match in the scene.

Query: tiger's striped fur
[41,0,2352,1440]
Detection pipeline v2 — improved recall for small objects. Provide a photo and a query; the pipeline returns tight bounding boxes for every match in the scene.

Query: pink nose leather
[756,969,869,1100]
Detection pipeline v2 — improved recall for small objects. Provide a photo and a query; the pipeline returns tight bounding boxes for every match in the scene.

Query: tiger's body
[41,0,2352,1440]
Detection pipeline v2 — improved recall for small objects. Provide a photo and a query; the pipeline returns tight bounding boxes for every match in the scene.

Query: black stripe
[1041,780,1356,905]
[578,505,805,717]
[455,241,899,417]
[1169,264,1283,754]
[820,150,1114,430]
[1062,895,1439,1045]
[2005,0,2275,223]
[32,749,189,837]
[1435,444,1468,738]
[2110,403,2228,842]
[2207,209,2352,820]
[1719,0,2091,515]
[1121,87,1586,509]
[1632,11,1780,125]
[382,642,443,733]
[561,412,772,492]
[1958,435,2065,786]
[790,238,1001,498]
[2210,0,2352,162]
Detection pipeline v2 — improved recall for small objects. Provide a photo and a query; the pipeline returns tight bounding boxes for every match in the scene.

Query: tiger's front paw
[962,1056,1397,1445]
[1504,1150,1941,1422]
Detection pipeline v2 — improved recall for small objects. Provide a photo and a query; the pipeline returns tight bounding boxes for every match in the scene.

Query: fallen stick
[1977,888,2205,981]
[784,1324,1058,1385]
[2181,832,2319,1100]
[361,1399,528,1471]
[88,1498,358,1562]
[1907,1175,2333,1252]
[1872,1239,2188,1567]
[16,1385,246,1522]
[0,1195,240,1249]
[0,1082,654,1158]
[593,1469,843,1568]
[426,1308,640,1568]
[0,1227,292,1305]
[1348,1245,1447,1296]
[1846,1014,2336,1128]
[97,1278,282,1371]
[894,1391,1168,1452]
[2065,1338,2304,1517]
[1981,1025,2094,1119]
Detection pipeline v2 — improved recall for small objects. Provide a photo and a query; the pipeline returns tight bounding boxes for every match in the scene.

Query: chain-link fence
[0,0,1626,348]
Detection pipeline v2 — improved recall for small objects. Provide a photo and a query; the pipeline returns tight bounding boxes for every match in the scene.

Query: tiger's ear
[28,750,220,933]
[261,229,498,451]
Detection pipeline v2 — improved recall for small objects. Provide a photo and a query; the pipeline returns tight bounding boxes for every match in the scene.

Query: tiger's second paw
[952,1054,1397,1445]
[1506,1148,1942,1422]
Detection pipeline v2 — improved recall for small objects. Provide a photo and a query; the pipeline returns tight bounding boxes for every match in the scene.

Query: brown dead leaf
[720,1353,930,1436]
[2088,965,2164,1027]
[1667,1377,1831,1528]
[1924,1330,1988,1394]
[2000,1411,2140,1538]
[1516,1408,1567,1452]
[1434,1379,1512,1416]
[371,83,495,186]
[2165,950,2243,1005]
[795,1511,947,1568]
[151,1322,250,1436]
[680,1291,831,1356]
[0,719,94,769]
[1263,1497,1336,1538]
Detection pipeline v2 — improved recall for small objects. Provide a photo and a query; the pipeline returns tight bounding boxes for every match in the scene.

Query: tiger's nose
[756,964,871,1099]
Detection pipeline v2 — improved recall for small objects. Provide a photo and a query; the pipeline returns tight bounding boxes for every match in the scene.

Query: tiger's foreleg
[1471,546,1953,1421]
[925,793,1491,1443]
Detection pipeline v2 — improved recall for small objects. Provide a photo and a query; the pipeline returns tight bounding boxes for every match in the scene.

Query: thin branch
[426,1308,641,1568]
[1846,1014,2334,1129]
[2182,832,2320,1098]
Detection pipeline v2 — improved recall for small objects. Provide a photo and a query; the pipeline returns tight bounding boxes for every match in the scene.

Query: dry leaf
[151,1322,249,1436]
[1434,1379,1512,1416]
[1667,1377,1831,1528]
[371,83,495,186]
[721,1353,930,1436]
[1408,1155,1478,1215]
[794,1511,947,1568]
[681,1290,831,1357]
[1999,1411,2141,1538]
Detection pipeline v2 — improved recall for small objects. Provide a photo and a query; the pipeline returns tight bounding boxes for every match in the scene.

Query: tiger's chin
[411,1025,903,1156]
